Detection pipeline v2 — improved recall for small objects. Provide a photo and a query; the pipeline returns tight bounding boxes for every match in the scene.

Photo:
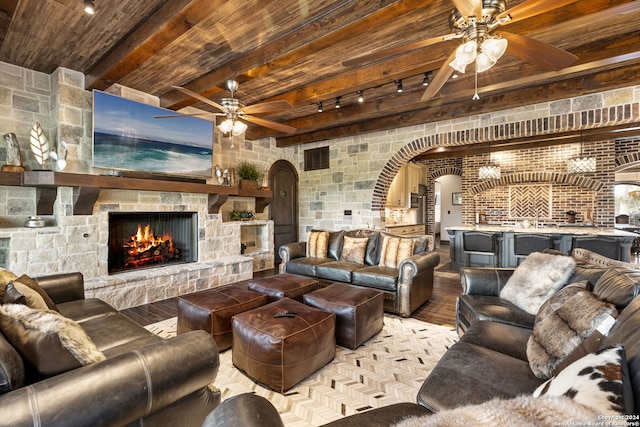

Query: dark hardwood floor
[120,243,460,327]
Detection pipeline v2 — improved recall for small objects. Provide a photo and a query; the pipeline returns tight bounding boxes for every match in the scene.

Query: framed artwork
[92,90,214,178]
[452,192,462,205]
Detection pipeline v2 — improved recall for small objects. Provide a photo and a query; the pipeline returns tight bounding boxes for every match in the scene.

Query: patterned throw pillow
[339,236,369,264]
[378,235,414,268]
[526,285,617,379]
[306,231,329,258]
[533,344,626,415]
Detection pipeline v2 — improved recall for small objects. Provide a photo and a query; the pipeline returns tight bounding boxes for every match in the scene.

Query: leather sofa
[0,272,221,427]
[279,229,439,317]
[204,248,640,425]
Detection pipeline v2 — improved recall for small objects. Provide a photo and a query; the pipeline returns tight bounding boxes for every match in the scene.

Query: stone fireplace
[108,212,198,274]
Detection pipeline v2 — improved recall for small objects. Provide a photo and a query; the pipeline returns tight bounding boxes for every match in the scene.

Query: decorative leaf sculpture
[29,122,51,166]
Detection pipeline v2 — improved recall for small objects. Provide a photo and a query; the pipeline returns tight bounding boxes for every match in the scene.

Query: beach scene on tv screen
[93,90,214,178]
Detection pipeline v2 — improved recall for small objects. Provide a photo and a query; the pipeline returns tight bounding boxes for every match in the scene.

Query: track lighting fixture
[422,73,430,87]
[335,97,341,109]
[84,0,95,14]
[395,80,403,93]
[357,90,364,103]
[317,102,323,113]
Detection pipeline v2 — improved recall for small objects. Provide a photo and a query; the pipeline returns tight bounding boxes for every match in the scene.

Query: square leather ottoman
[232,298,336,392]
[177,286,267,351]
[248,273,319,302]
[304,283,383,349]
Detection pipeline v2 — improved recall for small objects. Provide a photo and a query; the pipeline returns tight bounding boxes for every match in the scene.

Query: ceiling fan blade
[153,112,223,119]
[171,86,227,112]
[420,50,457,102]
[342,34,454,68]
[241,100,293,115]
[452,0,482,19]
[498,0,580,25]
[497,31,578,71]
[242,115,297,134]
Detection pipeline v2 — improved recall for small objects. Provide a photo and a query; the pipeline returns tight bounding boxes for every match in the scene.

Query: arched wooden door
[269,160,298,265]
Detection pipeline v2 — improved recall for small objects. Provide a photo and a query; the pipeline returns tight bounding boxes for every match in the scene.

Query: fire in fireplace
[124,224,177,269]
[109,212,197,274]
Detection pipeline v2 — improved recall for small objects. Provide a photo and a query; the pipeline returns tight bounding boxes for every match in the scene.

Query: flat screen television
[92,90,214,178]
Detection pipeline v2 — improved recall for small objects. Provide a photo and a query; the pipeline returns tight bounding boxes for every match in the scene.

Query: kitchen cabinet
[406,163,422,194]
[386,163,427,208]
[386,224,425,235]
[386,167,407,207]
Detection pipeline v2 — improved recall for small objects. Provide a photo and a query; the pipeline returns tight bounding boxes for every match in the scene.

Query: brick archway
[370,101,640,212]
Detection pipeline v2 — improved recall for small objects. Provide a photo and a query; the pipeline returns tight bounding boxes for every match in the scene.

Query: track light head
[357,90,364,103]
[395,80,403,93]
[335,97,341,109]
[317,102,323,113]
[84,0,95,14]
[422,73,430,86]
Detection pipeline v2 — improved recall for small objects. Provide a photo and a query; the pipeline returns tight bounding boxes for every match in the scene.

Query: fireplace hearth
[108,212,197,274]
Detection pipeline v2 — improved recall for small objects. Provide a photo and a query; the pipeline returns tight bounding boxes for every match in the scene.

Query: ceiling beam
[85,0,223,90]
[160,0,432,110]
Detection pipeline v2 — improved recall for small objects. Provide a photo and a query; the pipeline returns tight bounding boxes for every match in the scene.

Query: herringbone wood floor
[120,243,460,327]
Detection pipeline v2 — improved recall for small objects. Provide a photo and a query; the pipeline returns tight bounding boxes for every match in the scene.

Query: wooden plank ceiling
[1,0,639,151]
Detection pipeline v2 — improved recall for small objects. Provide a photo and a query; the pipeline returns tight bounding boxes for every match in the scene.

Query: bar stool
[571,236,621,260]
[513,234,554,265]
[463,231,499,267]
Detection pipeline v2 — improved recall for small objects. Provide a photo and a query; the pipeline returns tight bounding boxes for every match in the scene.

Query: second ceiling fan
[159,80,297,135]
[344,0,580,100]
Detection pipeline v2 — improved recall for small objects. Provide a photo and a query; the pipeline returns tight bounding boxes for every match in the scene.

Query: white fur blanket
[393,395,597,427]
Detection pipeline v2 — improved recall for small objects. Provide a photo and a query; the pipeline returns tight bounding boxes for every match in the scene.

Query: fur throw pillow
[306,231,329,258]
[340,236,369,264]
[500,252,576,314]
[378,236,414,268]
[527,285,617,379]
[0,303,105,376]
[392,395,597,427]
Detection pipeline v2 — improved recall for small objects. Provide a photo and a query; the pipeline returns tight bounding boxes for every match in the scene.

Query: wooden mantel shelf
[6,171,272,215]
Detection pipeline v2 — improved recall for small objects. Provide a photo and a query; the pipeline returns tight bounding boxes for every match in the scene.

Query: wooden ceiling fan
[156,80,297,135]
[344,0,579,101]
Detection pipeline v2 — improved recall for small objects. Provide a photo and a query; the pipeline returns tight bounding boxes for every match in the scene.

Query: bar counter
[445,224,638,269]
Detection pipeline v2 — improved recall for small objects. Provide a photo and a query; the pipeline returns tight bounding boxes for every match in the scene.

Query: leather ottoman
[248,273,319,302]
[304,283,384,349]
[177,285,267,351]
[232,298,336,392]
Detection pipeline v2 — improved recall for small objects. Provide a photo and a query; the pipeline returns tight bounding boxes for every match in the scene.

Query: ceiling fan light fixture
[218,118,234,134]
[455,40,477,65]
[449,57,468,74]
[481,37,508,61]
[232,120,248,136]
[475,52,496,73]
